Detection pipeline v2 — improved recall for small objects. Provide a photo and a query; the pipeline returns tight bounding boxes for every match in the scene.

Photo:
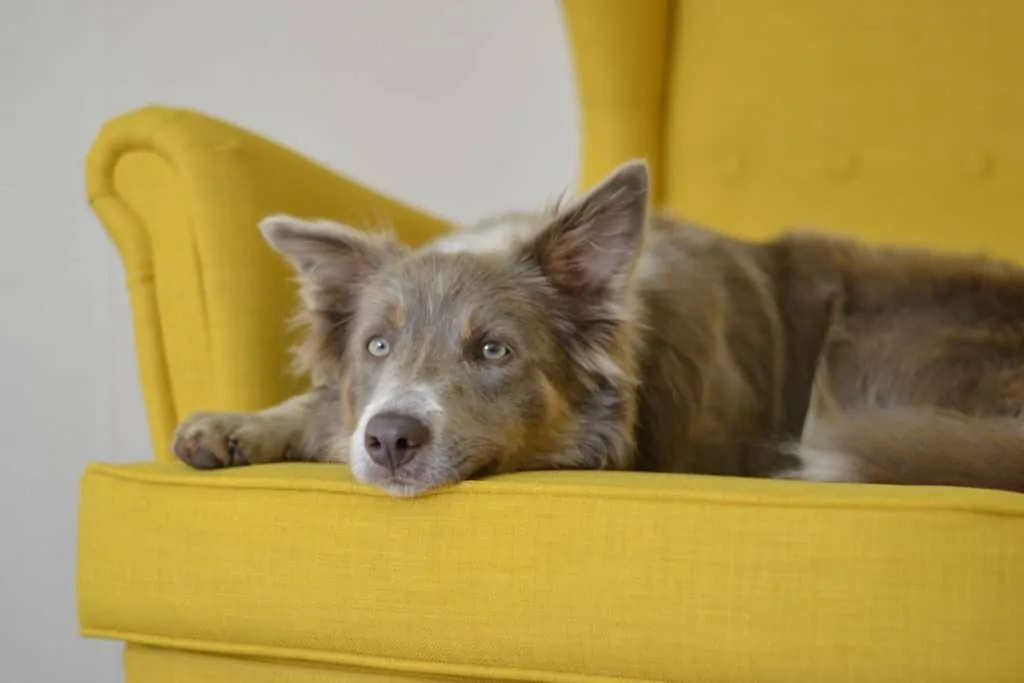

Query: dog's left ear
[522,160,648,301]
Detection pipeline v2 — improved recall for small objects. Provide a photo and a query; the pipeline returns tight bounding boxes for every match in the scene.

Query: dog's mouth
[376,476,447,498]
[351,449,504,498]
[358,467,461,498]
[466,459,501,480]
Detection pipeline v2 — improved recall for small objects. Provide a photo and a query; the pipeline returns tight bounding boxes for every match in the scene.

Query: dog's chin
[348,452,471,498]
[375,477,446,498]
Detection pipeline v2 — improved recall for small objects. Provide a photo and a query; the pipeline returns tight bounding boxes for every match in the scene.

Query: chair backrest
[562,0,1024,260]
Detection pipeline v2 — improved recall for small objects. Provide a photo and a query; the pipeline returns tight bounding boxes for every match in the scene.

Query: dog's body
[174,162,1024,496]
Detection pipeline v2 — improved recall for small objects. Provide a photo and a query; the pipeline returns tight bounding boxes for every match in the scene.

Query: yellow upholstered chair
[79,2,1024,681]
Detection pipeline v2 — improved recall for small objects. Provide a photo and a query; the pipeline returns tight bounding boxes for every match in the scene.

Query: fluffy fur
[173,160,1024,497]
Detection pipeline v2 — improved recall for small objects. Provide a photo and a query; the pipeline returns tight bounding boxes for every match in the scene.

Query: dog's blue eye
[480,341,510,361]
[367,337,390,358]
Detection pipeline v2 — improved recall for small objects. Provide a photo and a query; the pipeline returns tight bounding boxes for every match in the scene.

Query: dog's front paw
[172,412,288,469]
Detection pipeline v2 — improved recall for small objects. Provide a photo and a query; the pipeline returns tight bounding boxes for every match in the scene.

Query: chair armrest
[86,105,452,460]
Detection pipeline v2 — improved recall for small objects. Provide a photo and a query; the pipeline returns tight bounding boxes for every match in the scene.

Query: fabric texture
[564,0,1024,259]
[80,463,1024,682]
[81,2,1024,681]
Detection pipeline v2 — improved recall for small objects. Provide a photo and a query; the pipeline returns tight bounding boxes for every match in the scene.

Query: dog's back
[635,219,1024,491]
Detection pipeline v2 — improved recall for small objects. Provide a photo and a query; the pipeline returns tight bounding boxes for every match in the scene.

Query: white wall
[0,1,577,680]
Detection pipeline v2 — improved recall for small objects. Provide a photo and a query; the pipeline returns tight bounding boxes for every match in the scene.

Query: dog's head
[261,161,649,496]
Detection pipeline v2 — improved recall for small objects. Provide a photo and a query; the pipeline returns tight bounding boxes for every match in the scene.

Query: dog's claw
[227,436,248,465]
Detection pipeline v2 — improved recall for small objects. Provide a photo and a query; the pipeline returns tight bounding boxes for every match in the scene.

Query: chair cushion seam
[83,627,656,683]
[82,463,1024,517]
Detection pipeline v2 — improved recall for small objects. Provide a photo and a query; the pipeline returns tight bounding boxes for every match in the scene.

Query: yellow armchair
[79,3,1024,682]
[86,107,451,461]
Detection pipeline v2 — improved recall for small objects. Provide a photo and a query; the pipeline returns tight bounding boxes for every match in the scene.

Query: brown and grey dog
[174,161,1024,496]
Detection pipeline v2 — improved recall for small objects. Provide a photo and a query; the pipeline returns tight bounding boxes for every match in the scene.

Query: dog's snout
[364,412,431,469]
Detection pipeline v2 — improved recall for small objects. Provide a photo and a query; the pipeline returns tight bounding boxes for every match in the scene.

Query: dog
[173,160,1024,497]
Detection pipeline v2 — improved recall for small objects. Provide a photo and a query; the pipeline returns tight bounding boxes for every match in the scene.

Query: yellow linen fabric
[564,1,1024,260]
[80,462,1024,683]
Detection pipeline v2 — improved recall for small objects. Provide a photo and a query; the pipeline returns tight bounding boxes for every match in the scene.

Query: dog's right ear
[260,214,406,312]
[522,160,649,303]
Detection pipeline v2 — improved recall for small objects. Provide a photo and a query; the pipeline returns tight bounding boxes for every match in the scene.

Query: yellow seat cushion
[78,463,1024,683]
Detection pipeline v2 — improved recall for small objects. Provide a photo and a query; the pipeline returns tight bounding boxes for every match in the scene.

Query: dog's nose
[364,412,431,469]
